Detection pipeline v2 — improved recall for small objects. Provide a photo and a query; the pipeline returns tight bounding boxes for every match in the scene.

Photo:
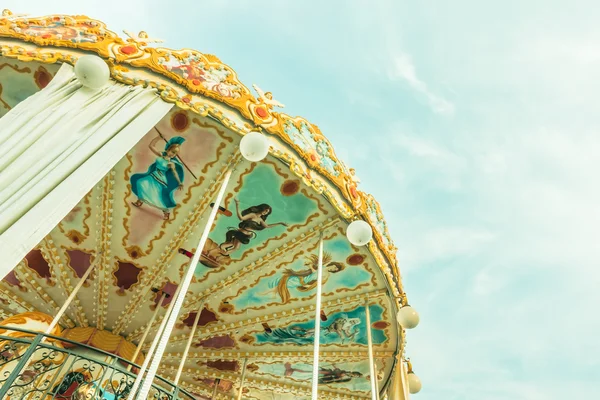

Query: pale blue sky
[5,1,600,398]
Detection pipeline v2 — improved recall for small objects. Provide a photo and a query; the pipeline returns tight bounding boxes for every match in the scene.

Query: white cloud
[388,52,456,115]
[378,130,467,192]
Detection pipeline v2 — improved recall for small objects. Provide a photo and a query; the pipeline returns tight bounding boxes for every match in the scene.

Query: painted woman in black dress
[207,199,287,258]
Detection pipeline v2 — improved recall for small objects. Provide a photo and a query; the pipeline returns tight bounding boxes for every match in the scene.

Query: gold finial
[405,358,414,373]
[2,9,12,17]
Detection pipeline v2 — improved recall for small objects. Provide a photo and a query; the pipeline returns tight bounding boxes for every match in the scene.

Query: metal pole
[44,256,100,336]
[236,358,248,400]
[137,168,233,399]
[126,283,183,400]
[310,233,324,400]
[373,360,381,400]
[173,301,204,386]
[128,291,168,371]
[365,299,378,400]
[211,378,220,399]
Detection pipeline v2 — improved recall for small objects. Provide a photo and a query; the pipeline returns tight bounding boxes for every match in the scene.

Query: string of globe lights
[51,55,423,399]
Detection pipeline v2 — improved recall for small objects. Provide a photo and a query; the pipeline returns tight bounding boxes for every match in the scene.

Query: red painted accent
[171,112,189,131]
[66,250,92,278]
[350,186,358,198]
[41,34,52,39]
[114,262,142,291]
[347,254,365,266]
[195,335,236,349]
[310,154,317,161]
[24,250,52,280]
[153,281,178,306]
[255,106,268,118]
[182,96,191,103]
[182,308,218,327]
[178,248,194,258]
[206,360,238,372]
[373,321,390,330]
[119,45,137,55]
[2,271,23,289]
[34,68,52,89]
[280,180,300,196]
[192,79,201,85]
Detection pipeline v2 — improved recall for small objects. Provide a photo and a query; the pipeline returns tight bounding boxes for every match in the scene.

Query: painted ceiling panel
[0,27,403,397]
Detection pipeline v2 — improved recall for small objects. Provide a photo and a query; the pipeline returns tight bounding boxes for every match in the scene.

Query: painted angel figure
[123,30,164,46]
[253,84,285,109]
[341,161,361,186]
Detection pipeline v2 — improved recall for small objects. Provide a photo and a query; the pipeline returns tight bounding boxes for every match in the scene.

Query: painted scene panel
[124,111,223,246]
[252,359,385,392]
[190,162,320,271]
[250,305,388,346]
[226,234,372,311]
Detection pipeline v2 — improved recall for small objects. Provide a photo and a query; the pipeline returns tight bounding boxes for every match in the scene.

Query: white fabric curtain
[0,63,173,276]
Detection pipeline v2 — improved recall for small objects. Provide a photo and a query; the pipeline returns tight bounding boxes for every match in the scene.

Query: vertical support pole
[365,298,379,400]
[211,378,220,399]
[311,233,324,400]
[173,301,204,386]
[136,168,233,399]
[128,291,168,371]
[44,257,99,336]
[373,360,381,400]
[236,358,248,400]
[126,283,183,400]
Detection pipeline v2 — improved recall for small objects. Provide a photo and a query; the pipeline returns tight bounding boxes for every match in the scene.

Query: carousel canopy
[0,11,416,400]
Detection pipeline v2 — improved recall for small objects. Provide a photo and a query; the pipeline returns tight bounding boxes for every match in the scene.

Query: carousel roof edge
[0,11,406,297]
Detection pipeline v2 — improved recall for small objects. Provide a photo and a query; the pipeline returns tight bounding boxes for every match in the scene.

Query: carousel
[0,10,422,400]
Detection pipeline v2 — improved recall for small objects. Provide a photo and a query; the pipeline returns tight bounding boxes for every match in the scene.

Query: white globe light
[397,305,420,329]
[240,131,269,162]
[407,372,422,394]
[346,220,372,246]
[74,55,110,89]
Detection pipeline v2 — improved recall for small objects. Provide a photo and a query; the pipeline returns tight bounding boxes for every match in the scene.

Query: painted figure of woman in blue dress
[130,135,185,220]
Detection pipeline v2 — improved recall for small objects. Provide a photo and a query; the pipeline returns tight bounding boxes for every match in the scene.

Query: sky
[4,0,600,399]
